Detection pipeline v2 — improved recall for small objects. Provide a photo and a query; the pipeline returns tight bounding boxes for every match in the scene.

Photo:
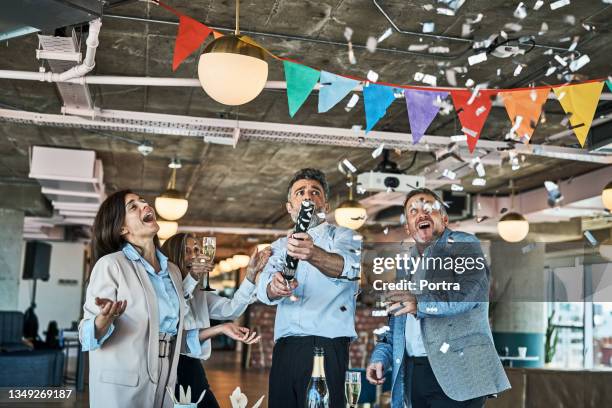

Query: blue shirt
[81,243,183,351]
[256,223,361,341]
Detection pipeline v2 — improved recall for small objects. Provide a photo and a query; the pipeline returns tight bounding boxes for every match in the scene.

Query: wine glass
[344,371,361,408]
[198,236,216,291]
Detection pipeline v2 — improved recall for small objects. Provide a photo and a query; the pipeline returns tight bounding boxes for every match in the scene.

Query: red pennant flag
[450,89,497,153]
[172,15,212,71]
[499,88,549,143]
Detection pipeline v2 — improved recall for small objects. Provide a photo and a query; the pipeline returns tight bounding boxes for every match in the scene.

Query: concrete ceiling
[0,0,611,230]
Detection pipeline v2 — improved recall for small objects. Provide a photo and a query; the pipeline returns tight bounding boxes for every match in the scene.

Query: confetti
[351,125,362,132]
[348,46,356,64]
[462,127,478,138]
[569,54,590,72]
[513,65,523,76]
[409,44,430,51]
[472,178,486,186]
[465,78,475,87]
[344,27,353,41]
[383,227,389,235]
[514,2,528,19]
[443,169,457,180]
[414,72,425,82]
[550,0,570,10]
[437,7,455,16]
[367,70,379,83]
[445,69,457,86]
[345,94,359,111]
[466,13,483,24]
[468,52,488,66]
[534,0,544,10]
[373,326,390,336]
[440,342,450,353]
[450,134,467,142]
[377,27,393,43]
[539,22,549,35]
[564,15,576,25]
[461,24,472,37]
[559,36,571,42]
[467,84,483,105]
[423,22,436,33]
[422,74,437,87]
[342,159,357,173]
[372,143,385,158]
[451,184,464,192]
[366,37,377,53]
[554,55,568,66]
[504,23,523,32]
[423,4,434,11]
[476,163,486,177]
[545,66,557,76]
[497,68,502,76]
[475,106,486,116]
[584,231,598,246]
[429,46,450,54]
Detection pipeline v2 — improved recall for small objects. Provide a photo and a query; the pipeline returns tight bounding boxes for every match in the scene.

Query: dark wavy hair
[286,168,330,200]
[160,232,190,273]
[92,189,160,263]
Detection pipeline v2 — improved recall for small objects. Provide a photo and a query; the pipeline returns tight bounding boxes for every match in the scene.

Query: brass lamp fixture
[155,158,189,221]
[497,180,529,242]
[602,181,612,211]
[334,173,367,230]
[197,0,268,105]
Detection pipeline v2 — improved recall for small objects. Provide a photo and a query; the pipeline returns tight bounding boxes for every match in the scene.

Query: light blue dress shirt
[402,243,428,357]
[81,243,190,351]
[256,222,361,341]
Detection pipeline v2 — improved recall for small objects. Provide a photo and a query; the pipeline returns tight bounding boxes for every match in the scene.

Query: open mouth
[142,211,155,223]
[417,220,432,231]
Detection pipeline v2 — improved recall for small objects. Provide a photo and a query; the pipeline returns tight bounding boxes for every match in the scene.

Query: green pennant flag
[284,61,321,117]
[607,79,612,93]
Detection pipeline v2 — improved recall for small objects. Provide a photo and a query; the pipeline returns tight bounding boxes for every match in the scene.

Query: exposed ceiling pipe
[56,18,102,81]
[1,70,611,101]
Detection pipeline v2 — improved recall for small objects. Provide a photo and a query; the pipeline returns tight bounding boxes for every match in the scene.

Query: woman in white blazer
[79,190,190,408]
[161,233,271,407]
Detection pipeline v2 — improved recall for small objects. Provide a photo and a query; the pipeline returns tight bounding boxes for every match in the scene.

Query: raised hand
[94,297,127,339]
[245,246,272,283]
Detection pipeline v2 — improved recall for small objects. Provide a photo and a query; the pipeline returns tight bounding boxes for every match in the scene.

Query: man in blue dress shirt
[256,168,361,408]
[366,188,510,408]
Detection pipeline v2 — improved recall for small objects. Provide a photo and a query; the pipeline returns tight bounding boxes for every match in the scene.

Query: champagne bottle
[305,347,329,408]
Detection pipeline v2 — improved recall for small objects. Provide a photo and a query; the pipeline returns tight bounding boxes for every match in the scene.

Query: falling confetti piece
[372,143,385,158]
[414,72,425,81]
[367,70,379,83]
[451,184,464,191]
[446,69,458,86]
[383,227,389,235]
[409,44,430,51]
[550,0,570,10]
[450,134,467,142]
[366,36,377,53]
[554,55,568,66]
[564,15,576,25]
[440,342,450,353]
[461,24,472,37]
[504,23,523,32]
[476,163,486,177]
[475,106,486,116]
[345,93,359,111]
[472,178,486,186]
[514,2,528,19]
[423,22,435,33]
[569,54,590,71]
[462,127,478,138]
[437,7,455,16]
[539,22,549,35]
[443,169,457,180]
[342,159,357,173]
[466,13,483,24]
[429,46,450,54]
[545,66,557,76]
[422,74,437,86]
[468,52,487,66]
[378,27,393,43]
[465,78,475,87]
[344,27,353,41]
[513,65,523,76]
[584,230,598,246]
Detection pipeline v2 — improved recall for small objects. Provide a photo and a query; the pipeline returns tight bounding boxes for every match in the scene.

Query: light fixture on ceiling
[497,180,529,242]
[137,140,153,156]
[219,260,233,272]
[197,0,268,105]
[335,173,367,230]
[257,243,270,251]
[602,181,612,211]
[157,220,178,240]
[155,158,189,221]
[232,254,250,268]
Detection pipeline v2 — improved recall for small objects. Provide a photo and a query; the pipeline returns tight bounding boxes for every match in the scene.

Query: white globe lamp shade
[157,220,178,240]
[257,243,270,252]
[219,260,233,273]
[232,254,251,268]
[198,35,268,106]
[155,194,188,221]
[497,212,529,243]
[602,182,612,211]
[334,200,367,230]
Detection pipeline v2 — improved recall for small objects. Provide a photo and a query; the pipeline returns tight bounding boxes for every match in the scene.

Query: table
[499,356,540,367]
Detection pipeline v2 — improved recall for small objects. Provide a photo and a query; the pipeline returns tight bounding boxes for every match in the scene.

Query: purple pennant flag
[404,89,449,144]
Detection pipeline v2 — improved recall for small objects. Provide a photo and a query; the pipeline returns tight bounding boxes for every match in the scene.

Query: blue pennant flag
[364,84,396,132]
[318,71,360,113]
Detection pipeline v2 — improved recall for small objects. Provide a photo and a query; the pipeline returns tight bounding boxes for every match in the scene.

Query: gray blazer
[79,251,185,408]
[371,229,510,407]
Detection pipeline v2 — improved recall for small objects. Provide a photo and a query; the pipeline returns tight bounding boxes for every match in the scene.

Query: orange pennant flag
[172,15,212,71]
[500,88,549,143]
[553,81,604,147]
[213,31,224,39]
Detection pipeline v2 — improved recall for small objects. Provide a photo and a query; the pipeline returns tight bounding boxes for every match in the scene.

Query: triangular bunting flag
[450,89,496,153]
[318,71,360,113]
[499,88,549,143]
[364,84,396,133]
[283,61,321,117]
[172,15,212,71]
[553,81,604,147]
[606,79,612,93]
[404,89,449,144]
[213,31,224,39]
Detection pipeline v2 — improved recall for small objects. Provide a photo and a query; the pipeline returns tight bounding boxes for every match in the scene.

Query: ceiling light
[137,140,153,156]
[257,243,270,251]
[155,158,188,221]
[157,220,178,240]
[602,181,612,211]
[497,180,529,242]
[219,260,233,272]
[197,0,268,106]
[335,173,367,230]
[232,254,250,268]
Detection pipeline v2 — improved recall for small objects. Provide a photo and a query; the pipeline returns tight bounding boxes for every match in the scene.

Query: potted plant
[544,310,559,366]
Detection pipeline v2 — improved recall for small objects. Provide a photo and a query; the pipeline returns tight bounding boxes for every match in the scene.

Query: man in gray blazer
[366,188,510,408]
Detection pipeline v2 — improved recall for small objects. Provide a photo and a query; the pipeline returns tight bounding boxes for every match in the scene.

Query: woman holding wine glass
[161,233,271,408]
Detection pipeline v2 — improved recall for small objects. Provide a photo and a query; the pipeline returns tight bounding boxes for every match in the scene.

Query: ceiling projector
[357,171,426,194]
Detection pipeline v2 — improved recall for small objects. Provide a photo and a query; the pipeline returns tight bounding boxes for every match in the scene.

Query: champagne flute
[198,236,216,291]
[344,371,361,408]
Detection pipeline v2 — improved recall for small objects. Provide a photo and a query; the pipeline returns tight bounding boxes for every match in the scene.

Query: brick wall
[245,303,388,369]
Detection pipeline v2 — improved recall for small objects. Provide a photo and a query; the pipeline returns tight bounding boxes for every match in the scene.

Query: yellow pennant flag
[553,81,604,147]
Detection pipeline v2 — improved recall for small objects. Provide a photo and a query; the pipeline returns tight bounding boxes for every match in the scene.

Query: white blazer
[79,251,185,408]
[181,276,257,359]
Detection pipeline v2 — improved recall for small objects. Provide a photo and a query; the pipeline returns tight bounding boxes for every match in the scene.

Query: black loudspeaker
[23,241,52,281]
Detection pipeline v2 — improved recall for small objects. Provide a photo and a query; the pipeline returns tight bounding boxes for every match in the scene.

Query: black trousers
[409,357,486,408]
[175,354,221,408]
[269,336,350,408]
